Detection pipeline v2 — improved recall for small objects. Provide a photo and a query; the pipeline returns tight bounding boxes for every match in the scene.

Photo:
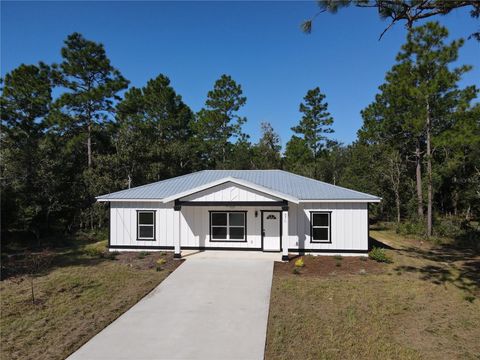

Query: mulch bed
[115,251,183,272]
[275,255,385,277]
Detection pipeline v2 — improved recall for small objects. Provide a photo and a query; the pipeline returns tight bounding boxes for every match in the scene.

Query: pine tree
[195,75,247,168]
[286,87,334,178]
[1,63,52,238]
[55,32,128,168]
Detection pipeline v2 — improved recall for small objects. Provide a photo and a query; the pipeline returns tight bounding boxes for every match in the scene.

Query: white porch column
[282,205,289,261]
[174,204,181,259]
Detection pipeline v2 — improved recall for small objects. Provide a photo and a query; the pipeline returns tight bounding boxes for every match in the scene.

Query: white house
[96,170,381,260]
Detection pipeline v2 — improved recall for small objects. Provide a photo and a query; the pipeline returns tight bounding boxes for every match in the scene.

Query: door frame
[261,210,282,252]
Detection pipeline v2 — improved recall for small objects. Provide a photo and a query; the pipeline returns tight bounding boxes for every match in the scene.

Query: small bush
[156,258,167,271]
[396,220,425,237]
[334,255,343,261]
[464,295,475,303]
[101,251,119,260]
[137,251,150,259]
[368,247,393,263]
[292,267,301,275]
[294,257,305,268]
[84,244,105,258]
[359,256,367,261]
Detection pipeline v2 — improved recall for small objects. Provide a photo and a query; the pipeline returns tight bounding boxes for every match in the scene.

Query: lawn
[0,237,182,360]
[265,226,480,360]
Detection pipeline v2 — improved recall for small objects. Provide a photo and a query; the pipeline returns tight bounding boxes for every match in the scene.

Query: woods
[1,22,479,244]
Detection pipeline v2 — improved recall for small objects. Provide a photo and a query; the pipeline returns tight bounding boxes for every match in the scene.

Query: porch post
[174,204,181,259]
[282,205,289,261]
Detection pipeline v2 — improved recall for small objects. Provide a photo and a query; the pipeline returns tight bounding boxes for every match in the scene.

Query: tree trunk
[395,190,401,223]
[426,100,433,237]
[87,122,92,167]
[415,141,424,218]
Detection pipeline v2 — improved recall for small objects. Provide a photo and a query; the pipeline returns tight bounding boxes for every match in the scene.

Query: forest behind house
[1,22,479,249]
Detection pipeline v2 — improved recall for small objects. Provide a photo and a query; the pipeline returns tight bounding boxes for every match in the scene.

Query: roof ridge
[277,170,379,199]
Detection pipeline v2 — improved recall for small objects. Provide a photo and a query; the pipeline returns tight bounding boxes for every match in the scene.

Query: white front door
[262,211,281,251]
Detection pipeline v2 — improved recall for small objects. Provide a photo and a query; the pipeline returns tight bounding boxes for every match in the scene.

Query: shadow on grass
[1,246,112,281]
[369,237,396,251]
[395,242,480,296]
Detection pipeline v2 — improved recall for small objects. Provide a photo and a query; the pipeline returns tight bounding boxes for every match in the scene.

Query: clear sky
[2,1,479,146]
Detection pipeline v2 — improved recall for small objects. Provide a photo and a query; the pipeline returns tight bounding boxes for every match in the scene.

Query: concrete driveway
[68,252,274,360]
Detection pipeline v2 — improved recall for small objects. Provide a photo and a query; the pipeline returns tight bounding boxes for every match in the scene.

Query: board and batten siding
[110,201,368,252]
[287,202,368,251]
[181,182,282,202]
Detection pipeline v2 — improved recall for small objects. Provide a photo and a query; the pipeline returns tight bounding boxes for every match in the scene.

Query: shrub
[334,255,343,261]
[292,267,301,275]
[294,257,305,268]
[137,251,149,259]
[84,244,105,258]
[396,220,425,237]
[368,247,393,263]
[101,251,119,260]
[156,258,167,271]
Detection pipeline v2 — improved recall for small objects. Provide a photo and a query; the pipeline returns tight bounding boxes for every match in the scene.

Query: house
[96,170,381,260]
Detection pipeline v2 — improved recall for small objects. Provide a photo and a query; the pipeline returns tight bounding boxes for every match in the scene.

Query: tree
[54,32,128,168]
[252,122,282,169]
[195,75,247,168]
[398,22,477,236]
[1,63,53,238]
[382,149,405,223]
[286,87,334,179]
[113,74,195,185]
[303,1,480,40]
[360,22,477,236]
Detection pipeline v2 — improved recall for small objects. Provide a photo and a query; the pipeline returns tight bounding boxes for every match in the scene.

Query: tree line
[1,22,478,243]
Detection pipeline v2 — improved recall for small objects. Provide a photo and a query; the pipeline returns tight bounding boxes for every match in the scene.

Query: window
[311,212,331,243]
[210,211,246,242]
[137,211,155,241]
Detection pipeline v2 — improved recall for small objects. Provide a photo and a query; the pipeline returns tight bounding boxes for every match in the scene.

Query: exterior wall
[110,201,368,252]
[110,201,175,248]
[287,202,368,251]
[110,202,279,249]
[181,182,281,202]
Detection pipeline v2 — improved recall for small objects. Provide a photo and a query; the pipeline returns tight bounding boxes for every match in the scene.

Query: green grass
[265,229,480,360]
[0,238,179,360]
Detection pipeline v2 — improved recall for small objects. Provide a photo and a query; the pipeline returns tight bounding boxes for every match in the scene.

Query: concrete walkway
[68,253,274,360]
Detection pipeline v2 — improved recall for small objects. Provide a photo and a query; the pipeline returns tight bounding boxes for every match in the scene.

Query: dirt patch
[275,255,385,277]
[115,251,183,272]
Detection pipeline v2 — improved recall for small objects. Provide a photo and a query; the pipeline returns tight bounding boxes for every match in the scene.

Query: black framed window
[210,211,246,242]
[310,212,331,243]
[137,210,156,241]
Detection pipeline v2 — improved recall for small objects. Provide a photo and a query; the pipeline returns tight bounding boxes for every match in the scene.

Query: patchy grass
[266,227,480,360]
[0,239,182,360]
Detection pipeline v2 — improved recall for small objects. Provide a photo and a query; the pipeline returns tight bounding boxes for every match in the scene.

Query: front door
[262,211,281,251]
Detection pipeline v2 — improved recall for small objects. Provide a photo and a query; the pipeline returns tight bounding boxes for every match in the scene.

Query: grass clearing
[1,238,182,360]
[265,227,480,360]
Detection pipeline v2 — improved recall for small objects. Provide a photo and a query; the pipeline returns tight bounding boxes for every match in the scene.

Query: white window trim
[210,211,247,242]
[137,210,156,241]
[310,212,331,243]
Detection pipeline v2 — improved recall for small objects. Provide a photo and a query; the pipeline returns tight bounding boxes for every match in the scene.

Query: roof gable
[180,181,283,202]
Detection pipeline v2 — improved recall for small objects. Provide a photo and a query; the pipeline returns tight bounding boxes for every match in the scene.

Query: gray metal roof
[96,170,380,202]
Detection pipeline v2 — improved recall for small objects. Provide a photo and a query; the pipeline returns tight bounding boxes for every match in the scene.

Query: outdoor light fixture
[255,210,258,218]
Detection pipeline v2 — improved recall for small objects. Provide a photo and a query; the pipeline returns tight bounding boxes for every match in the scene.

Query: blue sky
[2,1,479,146]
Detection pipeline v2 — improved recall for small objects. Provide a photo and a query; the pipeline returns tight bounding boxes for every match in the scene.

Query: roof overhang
[161,177,300,204]
[298,199,381,203]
